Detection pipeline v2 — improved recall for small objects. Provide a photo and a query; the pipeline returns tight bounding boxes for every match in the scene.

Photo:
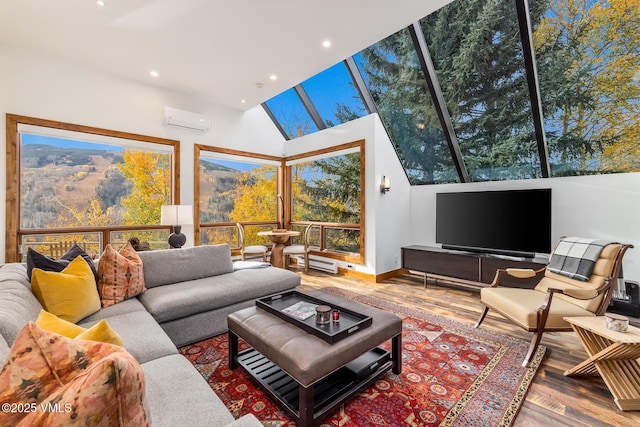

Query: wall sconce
[380,175,391,194]
[161,205,193,248]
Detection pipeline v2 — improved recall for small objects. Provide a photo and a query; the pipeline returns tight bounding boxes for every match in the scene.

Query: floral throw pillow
[97,242,146,308]
[0,322,149,426]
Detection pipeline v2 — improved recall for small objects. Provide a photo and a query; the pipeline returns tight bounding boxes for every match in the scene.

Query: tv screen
[436,188,551,256]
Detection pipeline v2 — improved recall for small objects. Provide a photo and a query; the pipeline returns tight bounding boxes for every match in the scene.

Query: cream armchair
[475,241,632,367]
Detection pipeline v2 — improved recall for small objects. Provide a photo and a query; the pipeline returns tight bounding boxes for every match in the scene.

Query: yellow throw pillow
[77,320,124,347]
[35,309,86,337]
[36,310,124,346]
[31,256,101,323]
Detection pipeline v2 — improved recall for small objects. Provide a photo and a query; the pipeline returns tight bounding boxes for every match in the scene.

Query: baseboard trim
[336,267,405,283]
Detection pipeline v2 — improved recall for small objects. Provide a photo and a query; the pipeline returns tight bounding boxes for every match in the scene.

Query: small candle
[332,309,340,322]
[606,313,629,332]
[315,305,331,325]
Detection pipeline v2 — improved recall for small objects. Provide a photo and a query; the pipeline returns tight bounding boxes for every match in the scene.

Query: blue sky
[264,61,366,138]
[201,157,265,172]
[21,133,122,152]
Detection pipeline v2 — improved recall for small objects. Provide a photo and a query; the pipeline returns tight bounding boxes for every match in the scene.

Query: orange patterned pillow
[18,349,149,426]
[97,242,146,308]
[0,322,149,427]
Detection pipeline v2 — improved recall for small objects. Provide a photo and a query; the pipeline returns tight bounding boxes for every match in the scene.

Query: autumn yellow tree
[117,150,172,225]
[533,0,640,172]
[32,197,114,256]
[227,166,277,222]
[593,0,640,171]
[54,197,114,227]
[226,166,277,245]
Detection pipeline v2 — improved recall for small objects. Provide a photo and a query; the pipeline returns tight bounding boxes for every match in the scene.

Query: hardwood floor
[294,268,640,427]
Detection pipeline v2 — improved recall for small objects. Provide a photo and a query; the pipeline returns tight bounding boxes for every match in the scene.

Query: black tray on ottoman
[256,290,372,343]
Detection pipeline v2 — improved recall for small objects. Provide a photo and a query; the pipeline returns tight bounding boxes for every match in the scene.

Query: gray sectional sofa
[0,244,301,426]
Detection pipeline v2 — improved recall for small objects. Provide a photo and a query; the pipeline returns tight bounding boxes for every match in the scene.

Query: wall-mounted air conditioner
[163,106,211,132]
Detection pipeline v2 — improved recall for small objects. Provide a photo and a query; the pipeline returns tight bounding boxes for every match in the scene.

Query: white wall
[0,46,284,262]
[283,114,411,276]
[409,173,640,280]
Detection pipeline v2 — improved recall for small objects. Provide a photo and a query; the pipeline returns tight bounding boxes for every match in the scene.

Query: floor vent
[294,255,338,274]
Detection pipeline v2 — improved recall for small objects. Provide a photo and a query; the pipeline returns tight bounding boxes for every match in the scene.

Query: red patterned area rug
[180,288,545,426]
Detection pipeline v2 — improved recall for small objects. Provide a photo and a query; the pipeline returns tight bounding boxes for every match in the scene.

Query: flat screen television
[436,188,551,257]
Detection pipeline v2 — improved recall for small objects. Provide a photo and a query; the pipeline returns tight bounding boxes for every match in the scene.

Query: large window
[263,88,319,139]
[5,115,179,262]
[195,146,281,250]
[300,62,368,128]
[196,143,365,262]
[531,0,640,176]
[262,0,640,183]
[420,1,541,181]
[286,141,365,262]
[354,32,459,185]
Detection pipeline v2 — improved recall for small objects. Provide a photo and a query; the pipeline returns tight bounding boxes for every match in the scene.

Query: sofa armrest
[505,268,537,278]
[560,288,599,300]
[490,267,546,287]
[224,414,263,427]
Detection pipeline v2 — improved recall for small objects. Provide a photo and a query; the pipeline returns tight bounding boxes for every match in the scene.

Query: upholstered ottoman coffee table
[227,290,402,427]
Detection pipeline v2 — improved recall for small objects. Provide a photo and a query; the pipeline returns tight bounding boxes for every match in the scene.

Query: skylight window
[353,31,459,185]
[300,62,367,129]
[261,0,640,184]
[263,88,318,139]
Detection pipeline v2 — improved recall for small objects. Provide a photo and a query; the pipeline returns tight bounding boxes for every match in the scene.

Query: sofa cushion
[480,286,595,330]
[80,297,147,323]
[98,242,146,308]
[137,244,233,288]
[0,335,9,368]
[138,267,300,323]
[142,354,234,427]
[0,322,148,427]
[26,244,98,281]
[31,256,101,323]
[0,263,32,288]
[0,267,43,346]
[78,310,178,364]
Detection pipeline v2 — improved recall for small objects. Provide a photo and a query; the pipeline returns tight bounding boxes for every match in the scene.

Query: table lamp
[161,205,193,248]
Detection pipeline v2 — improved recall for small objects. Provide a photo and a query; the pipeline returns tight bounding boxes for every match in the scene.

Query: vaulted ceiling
[0,0,452,110]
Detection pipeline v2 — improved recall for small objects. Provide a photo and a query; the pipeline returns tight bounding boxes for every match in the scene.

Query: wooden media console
[401,245,548,289]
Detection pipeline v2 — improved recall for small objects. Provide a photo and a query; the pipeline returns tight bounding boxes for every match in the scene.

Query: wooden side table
[257,230,300,268]
[564,316,640,411]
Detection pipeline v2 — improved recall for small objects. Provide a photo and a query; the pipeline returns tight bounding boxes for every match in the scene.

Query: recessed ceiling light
[241,99,246,104]
[150,70,159,78]
[322,40,331,48]
[96,0,106,6]
[269,74,277,81]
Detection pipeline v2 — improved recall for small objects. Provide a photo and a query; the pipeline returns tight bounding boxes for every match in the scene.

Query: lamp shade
[161,205,193,226]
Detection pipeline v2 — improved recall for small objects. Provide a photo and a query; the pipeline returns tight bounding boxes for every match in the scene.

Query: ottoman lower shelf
[235,347,392,424]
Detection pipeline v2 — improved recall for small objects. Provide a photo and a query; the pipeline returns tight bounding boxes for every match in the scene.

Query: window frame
[5,113,180,262]
[193,145,283,253]
[284,140,365,264]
